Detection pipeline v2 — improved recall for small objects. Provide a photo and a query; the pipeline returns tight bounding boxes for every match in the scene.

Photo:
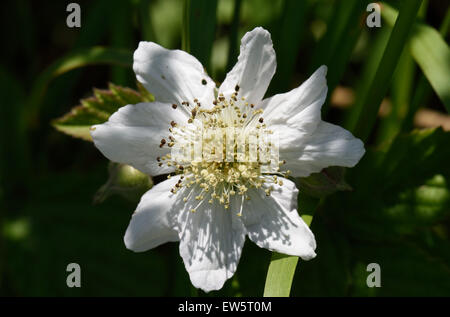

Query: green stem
[263,253,300,297]
[353,0,423,142]
[263,201,318,297]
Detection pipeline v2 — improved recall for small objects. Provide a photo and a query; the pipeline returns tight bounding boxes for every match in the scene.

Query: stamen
[159,92,289,211]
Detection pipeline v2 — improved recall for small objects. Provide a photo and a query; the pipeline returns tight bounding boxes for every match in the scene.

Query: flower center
[158,86,290,214]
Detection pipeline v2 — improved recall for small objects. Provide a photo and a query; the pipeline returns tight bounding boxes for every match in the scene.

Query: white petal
[91,102,187,176]
[133,41,216,106]
[124,176,181,252]
[270,124,314,153]
[176,192,246,292]
[281,121,365,177]
[241,177,316,260]
[259,66,328,136]
[219,27,276,105]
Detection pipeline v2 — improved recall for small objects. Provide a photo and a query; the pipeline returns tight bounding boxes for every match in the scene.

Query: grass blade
[401,7,450,132]
[263,198,318,297]
[382,3,450,113]
[263,253,300,297]
[353,0,423,142]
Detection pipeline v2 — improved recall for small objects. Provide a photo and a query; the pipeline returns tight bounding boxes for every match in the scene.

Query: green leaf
[296,167,352,199]
[384,174,450,227]
[313,128,450,295]
[263,253,299,297]
[335,128,450,241]
[376,45,415,144]
[353,0,423,141]
[344,27,391,131]
[317,0,370,115]
[263,199,320,297]
[376,128,450,191]
[28,47,133,126]
[52,106,106,141]
[382,3,450,112]
[52,83,153,141]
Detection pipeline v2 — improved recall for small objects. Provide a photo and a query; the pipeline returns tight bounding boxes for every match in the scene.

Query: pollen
[157,86,289,214]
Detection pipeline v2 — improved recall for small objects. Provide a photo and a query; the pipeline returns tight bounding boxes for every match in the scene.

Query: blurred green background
[1,0,449,296]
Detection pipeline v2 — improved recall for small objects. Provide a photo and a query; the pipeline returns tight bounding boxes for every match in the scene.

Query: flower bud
[94,163,153,203]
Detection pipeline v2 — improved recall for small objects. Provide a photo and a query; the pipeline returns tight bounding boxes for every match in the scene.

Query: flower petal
[91,102,187,176]
[259,66,328,136]
[241,177,316,260]
[133,41,216,106]
[281,121,365,177]
[124,176,181,252]
[219,27,276,105]
[175,191,246,292]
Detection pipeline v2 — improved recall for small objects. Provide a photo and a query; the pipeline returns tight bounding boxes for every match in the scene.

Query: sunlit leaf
[52,83,152,141]
[382,2,450,112]
[263,199,320,297]
[353,0,423,141]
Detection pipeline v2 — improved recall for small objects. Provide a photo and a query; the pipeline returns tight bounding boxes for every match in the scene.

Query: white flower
[90,27,365,292]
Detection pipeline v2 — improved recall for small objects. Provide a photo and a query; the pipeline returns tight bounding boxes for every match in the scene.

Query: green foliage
[28,47,133,126]
[52,83,153,141]
[296,167,352,199]
[382,3,450,113]
[263,196,320,297]
[264,253,301,297]
[294,128,450,296]
[353,0,423,141]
